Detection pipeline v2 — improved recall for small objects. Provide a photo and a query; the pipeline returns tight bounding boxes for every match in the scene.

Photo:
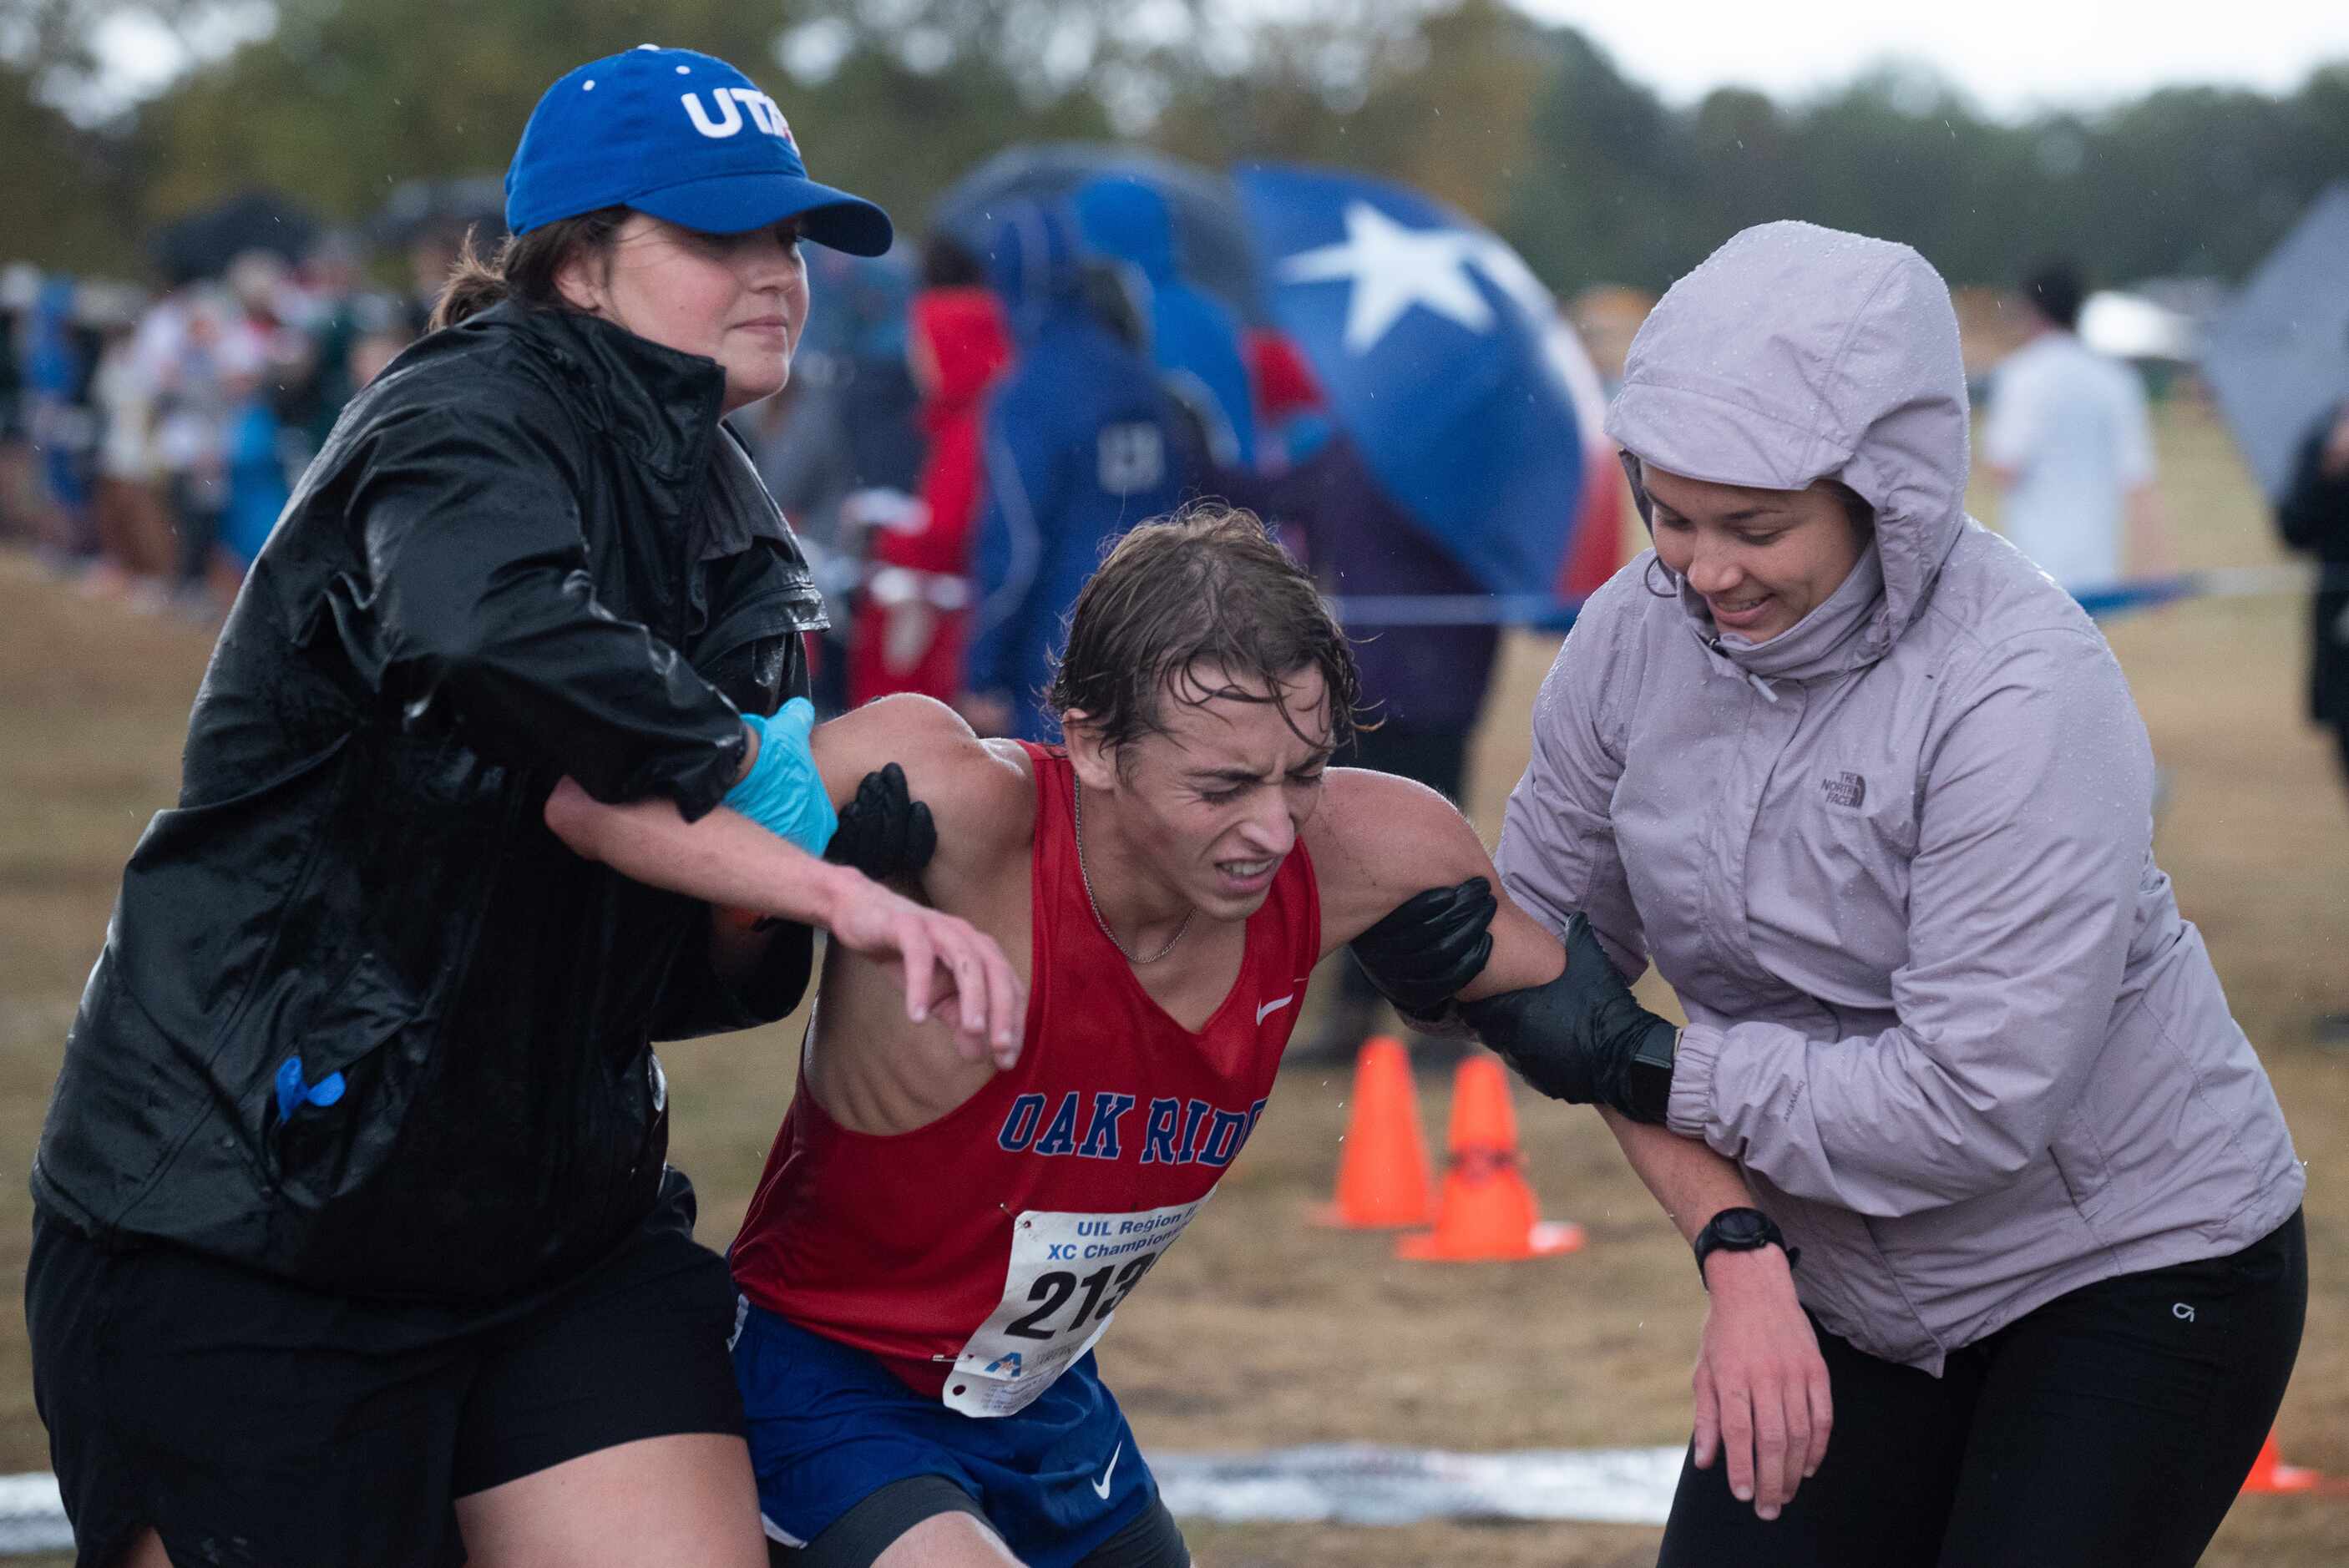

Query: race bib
[943,1196,1209,1418]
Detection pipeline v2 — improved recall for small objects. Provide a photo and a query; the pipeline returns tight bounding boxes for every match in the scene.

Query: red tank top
[730,743,1319,1410]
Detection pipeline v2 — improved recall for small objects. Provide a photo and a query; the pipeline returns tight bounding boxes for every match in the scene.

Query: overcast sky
[1516,0,2349,116]
[82,0,2349,119]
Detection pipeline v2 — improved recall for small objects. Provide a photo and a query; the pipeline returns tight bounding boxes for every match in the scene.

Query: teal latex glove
[723,698,838,857]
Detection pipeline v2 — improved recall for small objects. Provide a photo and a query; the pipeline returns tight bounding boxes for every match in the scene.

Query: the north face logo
[681,88,795,148]
[1821,771,1866,808]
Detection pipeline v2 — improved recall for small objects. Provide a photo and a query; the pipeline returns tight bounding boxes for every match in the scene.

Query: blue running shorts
[732,1298,1162,1566]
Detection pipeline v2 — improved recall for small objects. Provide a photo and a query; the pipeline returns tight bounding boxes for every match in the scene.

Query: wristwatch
[1624,1023,1679,1123]
[1693,1206,1799,1287]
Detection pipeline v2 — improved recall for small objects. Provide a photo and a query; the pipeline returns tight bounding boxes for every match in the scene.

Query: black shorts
[27,1168,746,1568]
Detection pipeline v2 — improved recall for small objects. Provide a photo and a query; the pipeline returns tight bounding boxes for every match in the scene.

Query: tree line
[7,0,2346,293]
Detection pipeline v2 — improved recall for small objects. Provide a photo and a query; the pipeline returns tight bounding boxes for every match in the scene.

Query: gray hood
[1606,221,1972,671]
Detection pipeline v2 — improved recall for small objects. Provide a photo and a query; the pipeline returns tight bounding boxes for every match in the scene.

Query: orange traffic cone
[2241,1429,2325,1495]
[1398,1055,1585,1262]
[1313,1038,1435,1229]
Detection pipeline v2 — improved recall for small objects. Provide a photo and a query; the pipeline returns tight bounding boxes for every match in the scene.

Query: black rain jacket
[33,301,826,1302]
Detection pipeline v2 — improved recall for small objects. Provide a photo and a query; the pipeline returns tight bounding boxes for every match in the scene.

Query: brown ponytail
[428,207,630,332]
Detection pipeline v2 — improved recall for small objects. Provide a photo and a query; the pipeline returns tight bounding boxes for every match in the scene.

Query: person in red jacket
[849,266,1011,708]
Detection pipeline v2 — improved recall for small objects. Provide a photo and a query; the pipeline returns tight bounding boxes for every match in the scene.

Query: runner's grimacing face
[560,212,810,414]
[1076,664,1333,923]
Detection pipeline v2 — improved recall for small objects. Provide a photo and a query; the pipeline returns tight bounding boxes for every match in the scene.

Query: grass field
[3,401,2345,1564]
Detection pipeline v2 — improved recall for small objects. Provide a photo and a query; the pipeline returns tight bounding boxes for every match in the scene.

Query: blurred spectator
[737,247,923,714]
[848,275,1010,707]
[814,251,924,505]
[86,294,176,603]
[143,286,263,604]
[1075,174,1257,471]
[1984,260,2169,589]
[3,244,387,600]
[403,225,467,337]
[1075,252,1150,357]
[216,351,291,586]
[346,327,409,393]
[737,362,858,713]
[223,249,318,404]
[963,201,1199,740]
[1245,328,1325,473]
[286,232,368,451]
[24,275,100,568]
[919,233,987,293]
[0,264,38,542]
[2277,397,2349,1044]
[1247,412,1501,1060]
[741,366,854,553]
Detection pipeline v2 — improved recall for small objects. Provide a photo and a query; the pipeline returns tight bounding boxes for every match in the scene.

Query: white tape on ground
[0,1445,1687,1551]
[1150,1443,1687,1527]
[0,1473,70,1555]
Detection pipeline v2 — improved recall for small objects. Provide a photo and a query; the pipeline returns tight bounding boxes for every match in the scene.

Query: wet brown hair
[1049,503,1363,761]
[428,207,630,332]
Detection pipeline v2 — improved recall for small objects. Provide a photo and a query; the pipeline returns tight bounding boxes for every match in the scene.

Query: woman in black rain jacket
[26,47,1020,1566]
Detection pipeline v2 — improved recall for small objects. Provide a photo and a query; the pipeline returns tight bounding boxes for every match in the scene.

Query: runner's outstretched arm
[541,696,1024,1065]
[1306,767,1827,1518]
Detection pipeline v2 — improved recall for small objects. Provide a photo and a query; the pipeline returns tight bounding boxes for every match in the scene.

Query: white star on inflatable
[1278,201,1496,354]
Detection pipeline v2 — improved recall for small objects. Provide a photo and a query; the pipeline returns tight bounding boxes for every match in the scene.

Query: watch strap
[1623,1020,1679,1124]
[1693,1206,1800,1287]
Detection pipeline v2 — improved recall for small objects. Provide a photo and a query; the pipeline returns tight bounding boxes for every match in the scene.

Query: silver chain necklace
[1071,777,1193,965]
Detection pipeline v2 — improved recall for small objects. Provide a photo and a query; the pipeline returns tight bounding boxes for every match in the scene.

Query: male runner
[728,508,1818,1566]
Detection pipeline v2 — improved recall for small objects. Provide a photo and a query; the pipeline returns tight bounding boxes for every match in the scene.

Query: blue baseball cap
[504,45,893,255]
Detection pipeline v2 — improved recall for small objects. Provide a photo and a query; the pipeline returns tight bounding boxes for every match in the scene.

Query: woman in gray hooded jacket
[1481,222,2306,1565]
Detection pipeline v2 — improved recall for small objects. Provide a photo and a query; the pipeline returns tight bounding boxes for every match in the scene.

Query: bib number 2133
[944,1196,1208,1418]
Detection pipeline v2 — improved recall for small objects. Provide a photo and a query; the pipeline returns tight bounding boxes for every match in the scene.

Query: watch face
[1715,1209,1769,1246]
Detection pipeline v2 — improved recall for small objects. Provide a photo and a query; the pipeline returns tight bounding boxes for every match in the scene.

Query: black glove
[1349,876,1498,1020]
[1461,913,1678,1122]
[823,762,938,883]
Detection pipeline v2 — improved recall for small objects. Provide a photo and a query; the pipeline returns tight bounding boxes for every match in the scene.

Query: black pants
[1658,1210,2306,1568]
